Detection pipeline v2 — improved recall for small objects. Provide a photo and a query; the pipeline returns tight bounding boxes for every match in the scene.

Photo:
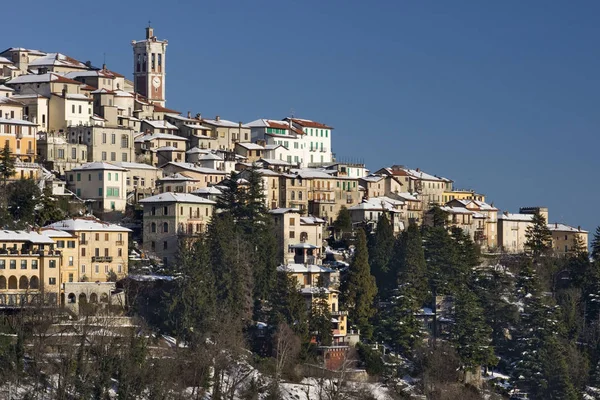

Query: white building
[497,212,534,254]
[66,162,128,213]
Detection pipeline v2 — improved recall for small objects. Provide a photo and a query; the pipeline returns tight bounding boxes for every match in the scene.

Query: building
[442,190,485,203]
[497,211,534,254]
[160,162,226,188]
[67,125,135,164]
[269,208,325,264]
[234,142,265,163]
[348,197,406,235]
[132,26,167,107]
[36,131,88,174]
[548,223,588,256]
[201,116,251,151]
[140,192,216,264]
[45,217,131,282]
[0,117,37,163]
[0,230,61,306]
[66,162,128,214]
[134,131,186,166]
[445,199,498,250]
[284,118,333,166]
[112,162,162,202]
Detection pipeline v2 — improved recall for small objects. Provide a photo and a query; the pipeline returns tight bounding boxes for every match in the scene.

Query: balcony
[26,149,35,155]
[312,198,335,204]
[79,240,88,245]
[116,241,124,246]
[331,310,349,317]
[320,147,327,153]
[91,256,113,262]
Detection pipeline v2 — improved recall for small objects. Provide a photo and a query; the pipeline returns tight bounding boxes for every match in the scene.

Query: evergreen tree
[309,284,333,346]
[525,211,552,258]
[36,186,66,226]
[333,206,352,239]
[423,226,457,296]
[381,281,423,355]
[269,272,308,340]
[368,213,395,297]
[389,223,428,305]
[7,179,40,228]
[535,337,578,400]
[0,144,14,188]
[592,226,600,262]
[340,229,378,339]
[450,287,497,373]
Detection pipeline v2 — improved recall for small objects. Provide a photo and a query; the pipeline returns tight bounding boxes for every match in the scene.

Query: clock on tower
[131,25,168,107]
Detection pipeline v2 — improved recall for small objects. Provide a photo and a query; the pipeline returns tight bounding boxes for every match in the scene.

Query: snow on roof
[278,264,334,274]
[498,213,534,222]
[197,153,222,161]
[289,243,319,249]
[45,217,131,232]
[259,158,293,166]
[183,124,213,130]
[71,162,127,171]
[203,118,249,128]
[192,186,223,195]
[439,206,474,215]
[40,228,76,238]
[159,173,195,182]
[236,142,264,150]
[155,146,180,151]
[134,132,187,142]
[0,230,56,244]
[0,56,13,64]
[139,192,216,205]
[0,97,24,106]
[185,147,209,154]
[142,120,178,130]
[349,196,404,212]
[166,113,198,122]
[300,216,326,224]
[112,162,158,171]
[284,117,333,129]
[0,118,37,126]
[64,93,91,101]
[290,168,337,179]
[269,208,301,215]
[163,162,226,175]
[360,175,384,183]
[7,72,81,85]
[28,53,88,69]
[0,85,14,92]
[547,223,587,233]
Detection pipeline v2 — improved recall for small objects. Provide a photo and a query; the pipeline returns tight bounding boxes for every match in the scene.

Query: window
[151,222,156,233]
[20,260,26,269]
[57,240,65,248]
[95,233,99,241]
[105,233,109,241]
[49,260,56,268]
[105,265,109,273]
[79,105,82,114]
[68,256,74,266]
[108,173,112,181]
[111,134,116,144]
[104,248,109,257]
[118,248,122,257]
[82,264,86,273]
[102,133,107,143]
[118,264,122,273]
[163,222,169,233]
[31,260,37,270]
[111,152,116,161]
[67,241,75,248]
[69,273,73,283]
[98,188,102,196]
[121,135,129,149]
[290,217,296,225]
[76,173,81,181]
[81,248,86,256]
[122,153,128,162]
[163,241,168,250]
[0,260,5,269]
[72,105,75,113]
[289,231,295,239]
[95,248,100,257]
[9,260,15,269]
[163,206,168,215]
[102,151,107,161]
[95,265,99,273]
[49,278,56,285]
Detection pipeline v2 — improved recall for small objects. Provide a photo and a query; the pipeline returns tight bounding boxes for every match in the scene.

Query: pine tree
[269,272,308,340]
[309,284,332,346]
[525,211,552,258]
[389,223,428,305]
[36,186,66,226]
[333,206,352,239]
[368,213,395,297]
[0,143,14,188]
[535,337,578,400]
[423,226,457,296]
[450,287,497,373]
[340,229,378,339]
[382,281,423,355]
[7,179,40,228]
[592,226,600,262]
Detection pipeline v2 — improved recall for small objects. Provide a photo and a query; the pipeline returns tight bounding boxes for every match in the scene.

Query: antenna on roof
[289,108,295,118]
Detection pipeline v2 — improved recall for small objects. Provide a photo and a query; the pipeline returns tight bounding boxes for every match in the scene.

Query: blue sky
[4,1,600,232]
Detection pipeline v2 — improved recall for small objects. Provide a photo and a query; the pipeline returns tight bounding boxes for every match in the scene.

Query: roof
[40,228,76,238]
[300,216,326,224]
[185,147,209,154]
[142,120,178,130]
[64,93,91,101]
[0,85,14,92]
[0,97,24,106]
[7,72,82,85]
[278,264,334,274]
[284,117,333,130]
[192,186,223,195]
[547,223,587,233]
[153,104,181,114]
[382,166,446,182]
[139,192,216,205]
[112,162,159,171]
[28,53,88,69]
[163,162,226,175]
[0,230,55,244]
[134,132,187,142]
[235,142,264,150]
[197,153,222,161]
[184,123,213,130]
[269,208,301,215]
[246,118,305,136]
[159,173,195,182]
[349,197,404,212]
[202,118,249,128]
[70,162,127,171]
[0,118,37,126]
[155,146,180,151]
[45,217,132,232]
[498,213,534,222]
[439,206,474,215]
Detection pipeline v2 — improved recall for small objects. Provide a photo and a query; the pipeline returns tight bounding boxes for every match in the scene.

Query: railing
[116,241,124,246]
[331,310,349,316]
[92,256,113,262]
[26,149,35,155]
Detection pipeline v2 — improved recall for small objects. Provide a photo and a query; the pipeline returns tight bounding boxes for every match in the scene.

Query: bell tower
[131,24,167,107]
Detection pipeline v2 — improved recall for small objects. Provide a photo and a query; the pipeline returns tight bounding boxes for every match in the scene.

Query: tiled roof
[45,217,131,232]
[139,192,216,205]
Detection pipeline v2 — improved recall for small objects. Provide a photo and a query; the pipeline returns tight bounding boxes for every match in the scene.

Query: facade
[66,162,128,213]
[201,116,251,151]
[348,197,406,235]
[140,193,216,264]
[497,213,534,254]
[284,118,333,166]
[0,230,61,306]
[446,199,498,250]
[270,208,325,264]
[45,217,131,282]
[0,117,37,163]
[443,190,486,203]
[37,131,88,174]
[67,125,135,164]
[548,223,588,256]
[160,162,226,188]
[132,26,167,106]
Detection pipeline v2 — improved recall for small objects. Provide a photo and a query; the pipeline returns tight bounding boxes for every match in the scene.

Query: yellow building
[44,217,131,282]
[0,117,37,162]
[443,190,485,203]
[548,223,588,256]
[0,230,61,306]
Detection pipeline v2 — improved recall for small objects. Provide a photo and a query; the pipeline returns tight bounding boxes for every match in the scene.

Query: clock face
[152,76,161,89]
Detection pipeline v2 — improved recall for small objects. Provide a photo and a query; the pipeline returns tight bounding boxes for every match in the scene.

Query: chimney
[195,113,202,120]
[215,115,220,121]
[416,167,420,172]
[578,226,581,231]
[187,111,191,118]
[61,88,67,97]
[146,26,154,39]
[102,63,106,70]
[555,223,558,228]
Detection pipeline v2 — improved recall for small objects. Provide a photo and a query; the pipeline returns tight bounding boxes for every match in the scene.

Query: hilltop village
[0,27,594,399]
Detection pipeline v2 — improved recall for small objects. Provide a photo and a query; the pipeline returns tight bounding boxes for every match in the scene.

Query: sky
[3,0,600,233]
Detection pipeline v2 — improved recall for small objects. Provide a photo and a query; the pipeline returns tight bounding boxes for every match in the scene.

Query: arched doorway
[0,276,6,289]
[8,276,17,289]
[29,276,39,289]
[19,276,29,289]
[89,293,98,303]
[68,293,76,303]
[100,293,109,303]
[78,293,87,304]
